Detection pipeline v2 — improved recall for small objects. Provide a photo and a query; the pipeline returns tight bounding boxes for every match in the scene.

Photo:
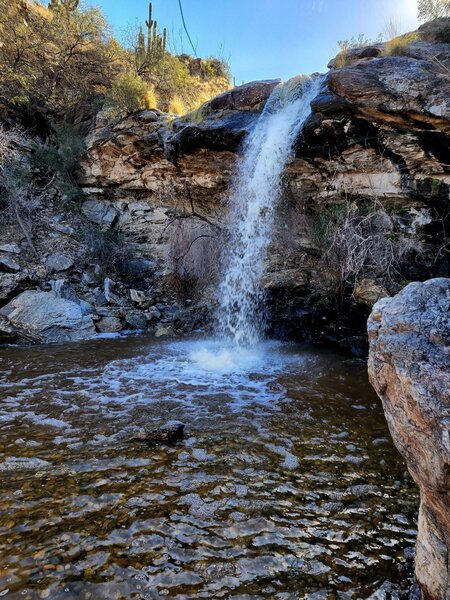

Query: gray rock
[104,277,119,304]
[79,300,94,315]
[368,278,450,600]
[130,289,147,306]
[0,273,26,301]
[0,254,20,273]
[0,243,20,254]
[0,315,42,344]
[45,253,74,273]
[81,272,94,286]
[81,199,118,228]
[50,222,75,235]
[125,311,147,330]
[0,291,96,342]
[154,323,174,338]
[95,316,123,333]
[146,306,162,322]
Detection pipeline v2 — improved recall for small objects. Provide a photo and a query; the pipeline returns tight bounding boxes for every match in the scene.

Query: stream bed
[0,334,418,599]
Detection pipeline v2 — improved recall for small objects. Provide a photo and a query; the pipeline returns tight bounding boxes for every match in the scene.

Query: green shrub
[104,71,148,117]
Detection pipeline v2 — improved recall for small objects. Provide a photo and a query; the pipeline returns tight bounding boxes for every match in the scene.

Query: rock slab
[368,278,450,600]
[0,291,96,342]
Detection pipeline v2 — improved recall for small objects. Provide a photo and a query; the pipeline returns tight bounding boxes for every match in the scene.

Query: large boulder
[368,279,450,600]
[0,291,96,342]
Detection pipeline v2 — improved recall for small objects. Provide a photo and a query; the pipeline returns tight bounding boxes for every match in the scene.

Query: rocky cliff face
[368,278,450,600]
[77,25,450,353]
[1,22,449,348]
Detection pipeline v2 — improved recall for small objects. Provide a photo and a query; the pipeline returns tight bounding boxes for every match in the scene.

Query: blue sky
[85,0,420,83]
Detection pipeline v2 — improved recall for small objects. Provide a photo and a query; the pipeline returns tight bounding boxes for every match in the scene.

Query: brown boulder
[368,279,450,600]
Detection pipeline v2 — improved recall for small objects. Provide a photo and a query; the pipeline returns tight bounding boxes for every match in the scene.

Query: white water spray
[216,75,322,347]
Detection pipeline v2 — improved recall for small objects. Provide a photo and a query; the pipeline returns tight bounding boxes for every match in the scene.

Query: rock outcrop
[368,278,450,599]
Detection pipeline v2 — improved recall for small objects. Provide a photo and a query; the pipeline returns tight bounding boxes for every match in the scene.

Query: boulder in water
[132,421,185,445]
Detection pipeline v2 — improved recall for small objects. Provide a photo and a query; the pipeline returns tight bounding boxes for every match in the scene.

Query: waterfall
[216,74,322,347]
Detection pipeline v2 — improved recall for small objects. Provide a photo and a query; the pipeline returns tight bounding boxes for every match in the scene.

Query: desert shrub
[165,219,220,302]
[0,1,121,114]
[0,124,40,253]
[418,0,450,20]
[335,34,381,67]
[203,57,231,81]
[29,121,85,206]
[149,54,192,111]
[31,122,85,176]
[310,199,421,296]
[104,71,148,117]
[384,32,419,56]
[80,224,129,274]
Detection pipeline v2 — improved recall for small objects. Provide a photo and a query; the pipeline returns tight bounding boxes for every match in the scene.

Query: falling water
[216,75,322,347]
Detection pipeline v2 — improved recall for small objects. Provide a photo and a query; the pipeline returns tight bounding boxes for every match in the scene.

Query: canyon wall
[78,28,450,352]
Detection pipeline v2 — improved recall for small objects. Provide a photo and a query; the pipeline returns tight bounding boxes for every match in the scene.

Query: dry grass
[145,87,158,110]
[168,95,186,115]
[384,32,419,56]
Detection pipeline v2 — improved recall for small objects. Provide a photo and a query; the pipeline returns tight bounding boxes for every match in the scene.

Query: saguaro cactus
[136,27,146,68]
[135,2,168,72]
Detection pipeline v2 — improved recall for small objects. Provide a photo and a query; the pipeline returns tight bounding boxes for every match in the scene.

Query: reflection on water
[0,335,418,599]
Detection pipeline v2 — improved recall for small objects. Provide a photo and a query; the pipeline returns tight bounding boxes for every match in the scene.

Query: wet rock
[45,253,74,273]
[368,278,450,600]
[0,291,96,342]
[81,199,118,228]
[132,421,185,445]
[95,316,122,333]
[154,323,174,338]
[0,254,20,273]
[0,457,51,471]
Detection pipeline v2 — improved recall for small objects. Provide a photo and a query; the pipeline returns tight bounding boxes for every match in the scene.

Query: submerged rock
[368,278,450,600]
[132,421,185,445]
